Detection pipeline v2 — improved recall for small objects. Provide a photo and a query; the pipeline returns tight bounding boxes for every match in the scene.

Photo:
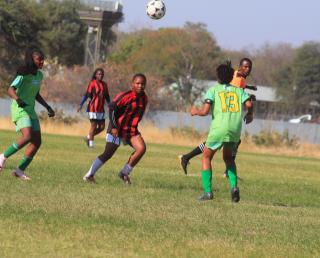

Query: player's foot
[231,187,240,203]
[12,168,31,181]
[118,172,131,185]
[83,175,96,183]
[179,155,189,175]
[198,191,213,201]
[83,137,91,148]
[0,153,7,172]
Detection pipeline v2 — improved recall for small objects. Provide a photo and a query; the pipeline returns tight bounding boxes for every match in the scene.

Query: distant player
[0,48,55,180]
[83,73,148,184]
[179,58,256,175]
[77,68,110,148]
[191,63,253,201]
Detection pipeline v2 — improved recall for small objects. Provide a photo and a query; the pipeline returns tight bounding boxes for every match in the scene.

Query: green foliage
[110,23,222,105]
[252,129,299,148]
[38,108,80,125]
[273,42,320,110]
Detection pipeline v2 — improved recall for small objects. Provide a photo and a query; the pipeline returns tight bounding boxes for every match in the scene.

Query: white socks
[87,135,94,148]
[85,158,104,177]
[120,163,133,176]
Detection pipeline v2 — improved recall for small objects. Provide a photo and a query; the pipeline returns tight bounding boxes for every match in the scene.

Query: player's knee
[137,145,146,156]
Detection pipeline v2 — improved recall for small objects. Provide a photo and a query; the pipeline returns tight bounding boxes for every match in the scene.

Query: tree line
[1,0,319,112]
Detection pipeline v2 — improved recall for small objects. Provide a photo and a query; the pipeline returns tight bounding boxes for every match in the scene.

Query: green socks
[201,169,212,193]
[227,164,237,188]
[18,156,33,171]
[4,143,20,158]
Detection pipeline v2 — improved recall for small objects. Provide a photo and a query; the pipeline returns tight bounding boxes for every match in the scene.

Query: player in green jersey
[191,63,253,202]
[0,48,55,180]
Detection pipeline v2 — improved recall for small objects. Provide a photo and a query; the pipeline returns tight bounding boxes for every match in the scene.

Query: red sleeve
[112,91,131,108]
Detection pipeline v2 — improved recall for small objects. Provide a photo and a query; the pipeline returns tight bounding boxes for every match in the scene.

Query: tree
[109,23,222,106]
[273,42,320,111]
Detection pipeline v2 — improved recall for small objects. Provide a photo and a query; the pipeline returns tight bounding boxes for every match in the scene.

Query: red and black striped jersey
[108,90,148,140]
[85,80,110,113]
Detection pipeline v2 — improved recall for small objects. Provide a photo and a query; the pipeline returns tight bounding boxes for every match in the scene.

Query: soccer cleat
[12,168,31,181]
[118,172,131,185]
[231,187,240,203]
[83,137,90,148]
[178,155,189,175]
[198,191,213,201]
[83,175,96,183]
[0,153,7,172]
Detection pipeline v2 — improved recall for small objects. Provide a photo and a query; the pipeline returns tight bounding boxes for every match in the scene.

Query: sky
[118,0,320,50]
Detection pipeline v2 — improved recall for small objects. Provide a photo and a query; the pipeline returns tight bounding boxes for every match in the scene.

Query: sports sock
[227,164,237,188]
[3,143,20,158]
[85,157,104,177]
[89,140,94,147]
[184,142,205,160]
[120,163,133,175]
[18,156,33,171]
[201,169,212,193]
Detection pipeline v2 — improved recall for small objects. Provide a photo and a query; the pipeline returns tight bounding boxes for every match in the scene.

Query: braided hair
[216,64,234,84]
[16,48,44,76]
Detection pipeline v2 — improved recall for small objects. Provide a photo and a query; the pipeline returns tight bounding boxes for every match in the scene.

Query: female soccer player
[191,63,253,202]
[77,68,110,148]
[83,73,148,184]
[179,58,256,175]
[0,48,55,180]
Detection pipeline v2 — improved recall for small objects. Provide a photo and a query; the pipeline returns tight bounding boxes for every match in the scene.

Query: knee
[23,133,32,143]
[137,145,146,157]
[100,123,105,131]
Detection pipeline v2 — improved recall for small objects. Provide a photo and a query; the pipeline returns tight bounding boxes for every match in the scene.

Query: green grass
[0,130,319,257]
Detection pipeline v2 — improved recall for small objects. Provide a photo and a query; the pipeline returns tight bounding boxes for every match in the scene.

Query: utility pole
[79,0,123,68]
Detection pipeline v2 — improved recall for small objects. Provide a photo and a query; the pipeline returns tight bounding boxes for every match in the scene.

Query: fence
[0,99,319,144]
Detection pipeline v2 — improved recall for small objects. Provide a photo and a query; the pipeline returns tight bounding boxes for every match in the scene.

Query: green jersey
[204,83,250,143]
[10,71,43,122]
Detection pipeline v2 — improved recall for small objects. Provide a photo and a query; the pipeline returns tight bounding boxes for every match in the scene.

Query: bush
[38,108,80,125]
[252,129,299,148]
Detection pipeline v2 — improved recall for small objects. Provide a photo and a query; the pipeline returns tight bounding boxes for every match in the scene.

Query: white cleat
[83,175,96,183]
[12,168,31,181]
[0,153,7,172]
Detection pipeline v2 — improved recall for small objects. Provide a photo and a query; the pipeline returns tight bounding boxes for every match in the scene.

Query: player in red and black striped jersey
[83,73,148,184]
[77,68,110,148]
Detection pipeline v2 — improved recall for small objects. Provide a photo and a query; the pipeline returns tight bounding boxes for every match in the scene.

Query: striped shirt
[85,80,110,113]
[108,90,148,140]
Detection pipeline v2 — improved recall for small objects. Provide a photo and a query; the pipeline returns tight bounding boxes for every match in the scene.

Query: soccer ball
[146,0,166,20]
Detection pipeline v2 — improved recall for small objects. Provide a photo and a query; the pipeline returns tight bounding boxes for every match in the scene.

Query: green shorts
[205,142,238,151]
[15,117,40,132]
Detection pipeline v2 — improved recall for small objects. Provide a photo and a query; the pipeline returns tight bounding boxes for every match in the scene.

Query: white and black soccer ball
[146,0,166,20]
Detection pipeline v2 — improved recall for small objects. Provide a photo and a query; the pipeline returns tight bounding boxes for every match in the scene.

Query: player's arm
[190,101,211,116]
[77,93,89,112]
[8,75,27,107]
[36,92,55,117]
[245,85,257,91]
[243,99,253,124]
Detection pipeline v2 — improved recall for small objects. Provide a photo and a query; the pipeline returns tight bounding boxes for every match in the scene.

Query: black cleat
[231,187,240,203]
[179,155,189,175]
[198,191,213,201]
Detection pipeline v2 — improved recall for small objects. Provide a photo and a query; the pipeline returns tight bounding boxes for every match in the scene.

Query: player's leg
[85,120,97,148]
[13,125,41,180]
[118,134,146,184]
[223,140,241,178]
[198,145,218,201]
[0,118,33,171]
[223,143,240,202]
[94,120,105,136]
[83,133,120,182]
[179,141,206,175]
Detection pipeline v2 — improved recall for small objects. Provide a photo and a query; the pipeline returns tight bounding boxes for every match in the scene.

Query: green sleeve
[204,87,215,103]
[10,75,24,88]
[241,89,250,104]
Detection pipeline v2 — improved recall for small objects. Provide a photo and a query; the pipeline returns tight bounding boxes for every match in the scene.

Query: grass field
[0,130,320,257]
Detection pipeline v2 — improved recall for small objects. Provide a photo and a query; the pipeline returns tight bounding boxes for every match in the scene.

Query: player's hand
[190,106,198,116]
[111,128,118,137]
[77,106,82,112]
[244,112,253,124]
[47,106,55,118]
[16,98,27,108]
[249,94,256,101]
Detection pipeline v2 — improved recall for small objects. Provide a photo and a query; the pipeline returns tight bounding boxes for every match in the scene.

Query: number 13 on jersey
[218,92,239,112]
